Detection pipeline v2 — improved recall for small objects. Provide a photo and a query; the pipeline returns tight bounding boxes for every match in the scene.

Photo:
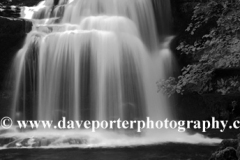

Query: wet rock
[0,6,21,18]
[31,138,41,147]
[63,138,88,145]
[22,138,43,147]
[6,139,22,148]
[21,138,35,147]
[209,147,237,160]
[0,137,16,146]
[219,139,238,150]
[6,138,32,148]
[39,138,52,147]
[2,136,89,148]
[6,137,53,148]
[0,16,32,109]
[0,16,32,35]
[0,0,42,7]
[237,134,240,159]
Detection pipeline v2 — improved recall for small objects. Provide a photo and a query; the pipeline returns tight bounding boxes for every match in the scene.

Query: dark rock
[32,139,41,147]
[21,138,42,147]
[39,138,52,146]
[236,134,240,158]
[0,16,32,117]
[40,138,48,146]
[176,93,240,121]
[21,138,31,146]
[63,138,88,145]
[0,6,21,18]
[0,137,16,146]
[0,16,32,35]
[237,133,240,143]
[209,147,237,160]
[5,137,54,148]
[0,0,42,7]
[6,139,22,148]
[219,139,238,150]
[0,136,91,148]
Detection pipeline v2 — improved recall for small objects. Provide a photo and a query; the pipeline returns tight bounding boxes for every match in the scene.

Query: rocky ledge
[0,137,88,148]
[209,136,240,160]
[0,0,41,7]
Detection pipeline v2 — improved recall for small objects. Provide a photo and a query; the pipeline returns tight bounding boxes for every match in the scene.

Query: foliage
[158,0,240,96]
[216,77,240,95]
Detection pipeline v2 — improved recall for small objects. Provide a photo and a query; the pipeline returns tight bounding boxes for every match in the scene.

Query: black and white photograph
[0,0,239,159]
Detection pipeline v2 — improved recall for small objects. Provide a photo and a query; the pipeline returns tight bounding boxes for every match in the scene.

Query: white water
[2,0,221,148]
[0,127,220,149]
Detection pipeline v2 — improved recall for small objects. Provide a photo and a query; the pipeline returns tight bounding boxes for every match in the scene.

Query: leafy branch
[158,0,240,96]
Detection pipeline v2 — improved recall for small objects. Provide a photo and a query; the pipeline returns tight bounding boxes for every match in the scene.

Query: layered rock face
[0,16,32,86]
[0,6,21,18]
[0,16,32,119]
[0,0,41,7]
[0,0,38,88]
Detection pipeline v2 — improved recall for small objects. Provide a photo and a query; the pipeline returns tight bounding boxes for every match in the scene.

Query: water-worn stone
[209,147,237,160]
[0,137,16,146]
[219,139,238,150]
[6,139,22,148]
[2,136,89,148]
[39,138,54,147]
[63,138,88,145]
[5,137,55,148]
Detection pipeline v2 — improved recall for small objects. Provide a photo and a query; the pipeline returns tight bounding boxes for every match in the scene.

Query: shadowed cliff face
[0,0,42,18]
[0,0,42,6]
[0,1,49,91]
[0,16,32,119]
[0,17,32,89]
[0,1,36,119]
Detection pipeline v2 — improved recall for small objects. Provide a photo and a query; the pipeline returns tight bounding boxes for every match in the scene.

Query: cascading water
[1,0,220,148]
[14,0,169,124]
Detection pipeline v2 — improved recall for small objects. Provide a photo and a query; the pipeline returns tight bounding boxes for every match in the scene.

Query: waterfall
[13,0,171,123]
[4,0,221,147]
